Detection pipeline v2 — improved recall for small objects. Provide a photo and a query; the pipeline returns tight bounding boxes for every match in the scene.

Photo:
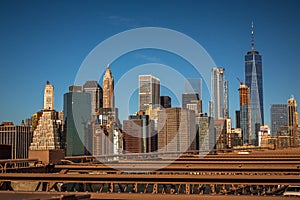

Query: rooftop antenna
[251,21,255,51]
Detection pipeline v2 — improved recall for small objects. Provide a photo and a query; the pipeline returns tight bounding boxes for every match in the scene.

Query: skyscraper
[182,93,199,107]
[287,96,299,147]
[288,96,298,127]
[160,96,171,108]
[184,78,202,100]
[123,113,155,153]
[103,65,114,109]
[182,93,202,114]
[270,104,288,136]
[157,108,196,153]
[97,67,121,158]
[30,81,62,151]
[224,79,229,118]
[83,81,103,116]
[44,80,54,110]
[244,22,264,145]
[211,67,228,119]
[214,118,231,149]
[139,75,160,111]
[196,114,214,151]
[64,86,91,156]
[239,83,251,144]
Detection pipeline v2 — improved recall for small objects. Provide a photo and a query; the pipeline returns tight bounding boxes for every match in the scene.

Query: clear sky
[0,0,299,127]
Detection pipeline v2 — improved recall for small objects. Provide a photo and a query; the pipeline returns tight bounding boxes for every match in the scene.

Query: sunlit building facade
[211,67,228,119]
[139,75,160,112]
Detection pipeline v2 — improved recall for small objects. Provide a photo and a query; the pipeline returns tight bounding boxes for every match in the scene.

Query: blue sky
[0,0,299,127]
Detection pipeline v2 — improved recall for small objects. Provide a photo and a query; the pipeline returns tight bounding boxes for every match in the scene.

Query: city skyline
[1,0,300,126]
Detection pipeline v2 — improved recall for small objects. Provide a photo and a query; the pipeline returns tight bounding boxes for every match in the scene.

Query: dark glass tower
[244,22,264,145]
[270,104,288,136]
[64,86,92,156]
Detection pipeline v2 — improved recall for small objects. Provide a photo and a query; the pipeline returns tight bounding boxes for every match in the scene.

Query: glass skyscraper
[244,23,264,145]
[270,104,288,136]
[64,86,92,156]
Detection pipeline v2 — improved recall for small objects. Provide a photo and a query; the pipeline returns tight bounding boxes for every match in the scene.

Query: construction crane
[237,77,244,85]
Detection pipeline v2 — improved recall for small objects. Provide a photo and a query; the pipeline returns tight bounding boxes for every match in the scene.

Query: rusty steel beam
[64,155,300,161]
[175,157,300,161]
[114,160,300,163]
[1,173,300,185]
[1,191,300,200]
[63,149,300,161]
[54,166,300,174]
[58,160,300,166]
[0,159,39,164]
[54,161,300,172]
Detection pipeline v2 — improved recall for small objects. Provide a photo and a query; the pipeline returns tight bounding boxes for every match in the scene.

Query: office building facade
[139,75,160,111]
[214,118,231,149]
[270,104,288,136]
[196,114,214,151]
[123,113,155,153]
[157,108,196,153]
[83,81,103,116]
[64,86,91,156]
[0,122,32,159]
[182,93,202,115]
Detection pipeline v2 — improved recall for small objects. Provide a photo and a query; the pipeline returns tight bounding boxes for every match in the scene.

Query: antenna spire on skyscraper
[251,21,255,51]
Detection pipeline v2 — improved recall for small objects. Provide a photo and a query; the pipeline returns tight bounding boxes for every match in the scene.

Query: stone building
[30,81,63,151]
[29,81,64,164]
[29,110,61,150]
[102,65,114,109]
